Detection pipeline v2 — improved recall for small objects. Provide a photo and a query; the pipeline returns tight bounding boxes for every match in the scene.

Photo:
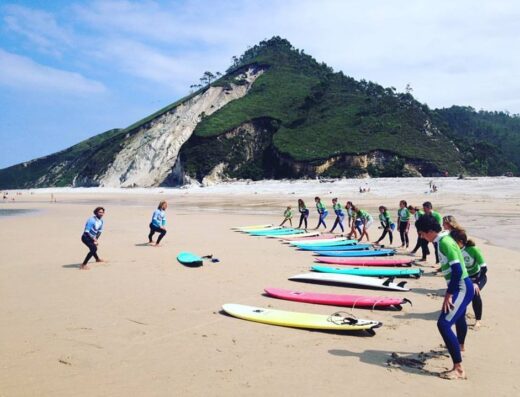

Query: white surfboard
[289,272,410,292]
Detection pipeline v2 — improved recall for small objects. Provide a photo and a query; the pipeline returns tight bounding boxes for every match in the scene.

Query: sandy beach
[1,177,519,396]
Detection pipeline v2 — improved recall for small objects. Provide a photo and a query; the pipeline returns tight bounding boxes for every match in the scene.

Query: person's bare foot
[154,244,161,247]
[79,264,90,270]
[473,320,481,329]
[440,367,466,380]
[460,344,465,352]
[95,259,105,263]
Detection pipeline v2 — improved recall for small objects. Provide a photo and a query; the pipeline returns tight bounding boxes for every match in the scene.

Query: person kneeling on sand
[149,201,168,247]
[80,207,106,270]
[416,214,473,380]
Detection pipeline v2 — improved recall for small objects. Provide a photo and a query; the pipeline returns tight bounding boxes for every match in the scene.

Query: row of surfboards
[221,224,420,335]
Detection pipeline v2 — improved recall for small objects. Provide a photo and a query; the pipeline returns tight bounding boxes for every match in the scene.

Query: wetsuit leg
[472,274,487,321]
[81,233,99,264]
[338,215,345,232]
[148,223,156,243]
[399,221,407,245]
[388,230,393,245]
[330,217,340,232]
[303,215,308,229]
[437,278,474,364]
[156,228,167,244]
[433,241,440,263]
[376,222,387,243]
[298,214,304,228]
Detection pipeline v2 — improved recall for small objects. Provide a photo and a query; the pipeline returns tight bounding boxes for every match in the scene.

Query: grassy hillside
[433,106,520,175]
[194,37,462,173]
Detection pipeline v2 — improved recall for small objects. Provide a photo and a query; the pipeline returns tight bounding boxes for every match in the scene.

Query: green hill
[1,36,519,189]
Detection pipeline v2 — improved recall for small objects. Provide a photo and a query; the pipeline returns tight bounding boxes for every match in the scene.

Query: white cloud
[0,49,106,94]
[2,4,73,56]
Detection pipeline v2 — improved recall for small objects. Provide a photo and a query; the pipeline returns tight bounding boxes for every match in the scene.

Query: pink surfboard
[264,288,410,309]
[315,257,414,266]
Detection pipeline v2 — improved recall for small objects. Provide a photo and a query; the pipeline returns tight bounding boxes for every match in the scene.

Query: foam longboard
[290,238,356,247]
[311,265,422,278]
[315,249,395,257]
[298,243,372,251]
[315,257,414,266]
[222,303,382,333]
[264,288,410,309]
[232,224,273,231]
[289,272,410,291]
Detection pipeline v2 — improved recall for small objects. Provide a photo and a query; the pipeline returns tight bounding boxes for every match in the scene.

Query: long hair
[158,201,167,210]
[450,228,475,247]
[443,215,463,231]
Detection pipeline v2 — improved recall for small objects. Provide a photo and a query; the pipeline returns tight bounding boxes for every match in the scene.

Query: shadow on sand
[328,348,449,377]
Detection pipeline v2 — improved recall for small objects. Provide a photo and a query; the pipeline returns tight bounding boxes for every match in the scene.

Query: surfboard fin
[402,298,412,307]
[397,281,408,288]
[382,277,395,286]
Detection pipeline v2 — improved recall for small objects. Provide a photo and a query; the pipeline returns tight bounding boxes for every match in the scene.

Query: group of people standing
[280,196,488,380]
[80,201,169,270]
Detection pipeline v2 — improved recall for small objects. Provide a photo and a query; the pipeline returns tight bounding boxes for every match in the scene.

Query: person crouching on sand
[450,229,488,329]
[148,201,168,247]
[280,206,293,227]
[415,214,473,380]
[80,207,105,270]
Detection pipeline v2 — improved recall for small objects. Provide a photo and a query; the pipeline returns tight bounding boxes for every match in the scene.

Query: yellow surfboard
[222,304,381,334]
[272,231,320,239]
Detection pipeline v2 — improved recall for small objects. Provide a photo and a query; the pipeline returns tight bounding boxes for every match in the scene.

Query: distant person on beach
[423,201,443,264]
[329,198,345,233]
[450,229,488,329]
[409,205,429,261]
[280,206,293,227]
[352,205,373,242]
[297,199,309,230]
[415,214,473,380]
[374,205,394,245]
[148,201,168,247]
[397,200,410,248]
[80,207,105,270]
[314,197,328,230]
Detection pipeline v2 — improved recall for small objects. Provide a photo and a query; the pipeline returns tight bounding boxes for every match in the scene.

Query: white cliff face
[98,67,264,187]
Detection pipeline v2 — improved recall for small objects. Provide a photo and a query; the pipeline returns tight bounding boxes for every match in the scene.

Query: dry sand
[1,181,519,396]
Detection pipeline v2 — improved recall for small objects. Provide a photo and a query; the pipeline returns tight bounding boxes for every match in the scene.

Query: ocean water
[0,209,37,217]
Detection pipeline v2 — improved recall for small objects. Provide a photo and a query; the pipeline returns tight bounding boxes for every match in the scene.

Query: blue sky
[1,0,519,169]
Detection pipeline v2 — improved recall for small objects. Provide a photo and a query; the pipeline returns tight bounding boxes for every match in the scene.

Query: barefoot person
[280,206,293,227]
[397,200,410,248]
[415,214,474,380]
[353,205,373,242]
[329,198,345,233]
[345,201,358,239]
[148,201,168,246]
[451,229,488,329]
[409,205,429,261]
[423,201,443,264]
[297,199,309,230]
[314,197,328,230]
[374,205,394,245]
[81,207,105,270]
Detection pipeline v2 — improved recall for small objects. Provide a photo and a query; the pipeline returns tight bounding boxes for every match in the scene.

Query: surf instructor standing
[415,214,473,380]
[80,207,105,270]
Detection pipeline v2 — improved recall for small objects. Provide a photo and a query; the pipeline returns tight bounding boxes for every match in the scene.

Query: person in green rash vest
[408,206,429,261]
[280,206,293,227]
[345,201,358,239]
[415,214,473,381]
[352,205,373,242]
[374,205,395,245]
[423,201,442,264]
[314,197,328,230]
[329,198,345,233]
[397,200,410,248]
[450,229,488,329]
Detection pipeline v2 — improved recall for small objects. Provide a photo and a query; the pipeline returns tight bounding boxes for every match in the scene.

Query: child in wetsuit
[280,206,293,227]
